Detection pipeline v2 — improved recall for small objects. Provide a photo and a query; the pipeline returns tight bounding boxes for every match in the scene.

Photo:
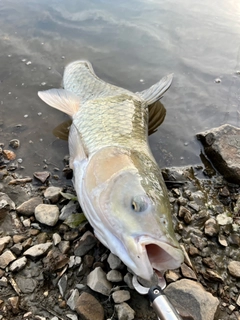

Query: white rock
[0,236,12,253]
[87,267,112,296]
[0,250,16,268]
[23,243,52,257]
[216,213,233,225]
[9,256,27,272]
[107,253,123,270]
[228,261,240,278]
[44,186,62,203]
[107,270,123,282]
[67,289,79,311]
[0,276,8,287]
[115,302,135,320]
[112,290,131,303]
[35,204,59,226]
[52,233,61,246]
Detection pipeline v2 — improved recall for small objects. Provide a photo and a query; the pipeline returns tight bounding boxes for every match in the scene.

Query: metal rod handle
[148,286,183,320]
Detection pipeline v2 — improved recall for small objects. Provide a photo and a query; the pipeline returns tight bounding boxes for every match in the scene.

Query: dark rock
[74,231,97,256]
[15,276,37,293]
[75,292,104,320]
[16,197,43,216]
[43,247,69,272]
[197,124,240,183]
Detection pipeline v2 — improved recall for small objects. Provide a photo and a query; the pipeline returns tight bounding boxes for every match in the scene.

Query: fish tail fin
[38,89,81,117]
[136,73,173,105]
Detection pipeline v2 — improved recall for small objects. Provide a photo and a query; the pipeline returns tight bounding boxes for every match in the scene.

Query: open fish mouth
[137,235,184,277]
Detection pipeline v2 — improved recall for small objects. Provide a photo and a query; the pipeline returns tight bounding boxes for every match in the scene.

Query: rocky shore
[0,124,240,320]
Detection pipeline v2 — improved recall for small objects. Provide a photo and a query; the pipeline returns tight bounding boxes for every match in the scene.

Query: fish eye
[131,195,149,213]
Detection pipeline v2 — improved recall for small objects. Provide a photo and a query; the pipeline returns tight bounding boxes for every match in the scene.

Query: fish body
[38,60,183,282]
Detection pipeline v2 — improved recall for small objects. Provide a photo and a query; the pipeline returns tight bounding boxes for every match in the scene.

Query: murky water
[0,0,240,178]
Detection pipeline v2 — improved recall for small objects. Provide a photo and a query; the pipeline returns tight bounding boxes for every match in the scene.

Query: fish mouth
[136,235,184,280]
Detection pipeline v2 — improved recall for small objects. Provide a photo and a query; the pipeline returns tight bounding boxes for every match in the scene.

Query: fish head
[83,147,184,282]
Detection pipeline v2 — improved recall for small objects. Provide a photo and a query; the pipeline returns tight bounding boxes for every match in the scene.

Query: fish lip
[136,235,184,274]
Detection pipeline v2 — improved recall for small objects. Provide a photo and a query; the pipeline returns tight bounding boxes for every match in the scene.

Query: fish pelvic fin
[136,73,173,105]
[38,89,80,117]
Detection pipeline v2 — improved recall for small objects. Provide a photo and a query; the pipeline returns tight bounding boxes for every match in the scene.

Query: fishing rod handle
[148,286,183,320]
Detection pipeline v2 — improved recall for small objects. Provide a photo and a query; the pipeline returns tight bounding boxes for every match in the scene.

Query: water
[0,0,240,178]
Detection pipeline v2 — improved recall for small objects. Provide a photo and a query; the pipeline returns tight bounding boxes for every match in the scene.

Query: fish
[38,60,184,283]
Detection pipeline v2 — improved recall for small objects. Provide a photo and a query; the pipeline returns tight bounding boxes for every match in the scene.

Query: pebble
[67,289,79,311]
[58,241,70,254]
[15,276,37,293]
[52,233,61,246]
[87,267,112,296]
[58,274,68,297]
[9,256,27,272]
[106,270,123,282]
[180,263,197,280]
[35,204,59,226]
[112,290,130,303]
[75,292,104,320]
[74,231,97,256]
[0,236,12,254]
[204,218,219,236]
[16,197,43,217]
[107,253,123,270]
[59,201,78,220]
[216,213,233,225]
[123,272,134,289]
[228,261,240,278]
[66,314,78,320]
[23,242,52,258]
[11,243,23,256]
[44,186,62,203]
[9,139,20,149]
[8,296,19,314]
[115,302,135,320]
[0,277,8,287]
[0,250,16,268]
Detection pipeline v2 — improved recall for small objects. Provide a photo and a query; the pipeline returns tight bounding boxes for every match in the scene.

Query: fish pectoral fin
[148,100,166,136]
[69,123,87,168]
[38,88,81,117]
[136,73,173,105]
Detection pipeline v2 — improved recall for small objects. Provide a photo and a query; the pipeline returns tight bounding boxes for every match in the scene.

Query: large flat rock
[197,124,240,183]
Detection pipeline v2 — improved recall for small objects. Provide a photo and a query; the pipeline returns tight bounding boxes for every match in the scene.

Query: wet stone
[0,250,16,268]
[0,193,15,210]
[115,302,135,320]
[87,267,112,296]
[197,124,240,183]
[9,256,27,272]
[107,270,123,282]
[34,171,50,183]
[44,186,62,203]
[112,290,131,303]
[16,197,43,216]
[35,204,59,226]
[75,292,104,320]
[74,231,97,256]
[228,261,240,278]
[23,242,52,258]
[191,234,207,250]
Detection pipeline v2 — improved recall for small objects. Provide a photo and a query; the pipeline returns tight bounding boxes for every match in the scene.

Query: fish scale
[73,93,148,155]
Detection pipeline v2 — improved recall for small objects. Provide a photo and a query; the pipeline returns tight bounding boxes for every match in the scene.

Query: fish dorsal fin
[136,74,173,105]
[38,89,80,117]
